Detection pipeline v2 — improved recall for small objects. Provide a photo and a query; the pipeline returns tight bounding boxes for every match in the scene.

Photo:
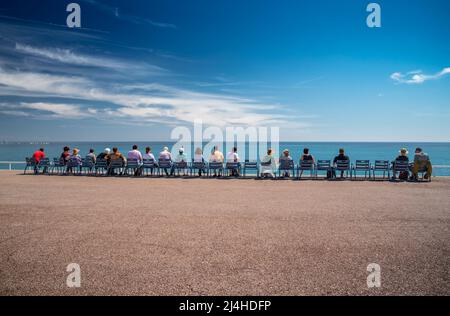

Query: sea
[1,141,450,176]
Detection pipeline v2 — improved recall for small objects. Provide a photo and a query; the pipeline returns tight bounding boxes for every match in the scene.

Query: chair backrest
[279,159,294,170]
[316,160,331,169]
[83,157,95,168]
[67,157,81,168]
[25,157,35,166]
[209,162,223,169]
[191,161,205,169]
[174,161,188,168]
[126,159,139,168]
[336,160,350,170]
[226,162,239,169]
[109,159,124,168]
[355,160,370,169]
[244,161,258,169]
[95,159,108,168]
[374,160,389,170]
[39,158,50,166]
[260,159,272,167]
[158,159,172,168]
[142,159,155,168]
[393,160,409,171]
[299,160,314,169]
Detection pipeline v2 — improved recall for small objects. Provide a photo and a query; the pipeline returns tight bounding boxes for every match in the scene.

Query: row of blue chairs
[25,157,421,180]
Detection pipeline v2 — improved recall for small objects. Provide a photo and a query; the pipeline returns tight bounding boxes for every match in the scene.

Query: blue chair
[190,160,207,177]
[66,158,82,175]
[142,159,156,176]
[81,157,95,175]
[334,160,351,179]
[315,160,331,179]
[107,159,125,176]
[225,161,240,177]
[173,161,188,176]
[392,160,409,180]
[208,162,224,177]
[94,159,108,176]
[124,159,141,176]
[278,159,295,178]
[371,160,390,180]
[51,158,65,174]
[297,160,314,179]
[24,157,37,174]
[158,159,172,176]
[37,158,51,175]
[243,160,258,178]
[352,160,371,179]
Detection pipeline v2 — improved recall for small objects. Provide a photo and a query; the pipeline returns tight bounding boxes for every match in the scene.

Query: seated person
[86,149,96,163]
[173,147,188,176]
[392,148,409,180]
[209,146,224,177]
[193,147,205,176]
[279,149,293,177]
[226,147,240,177]
[143,147,155,161]
[260,148,277,178]
[158,146,173,176]
[32,148,46,174]
[411,147,432,181]
[299,148,315,177]
[107,147,127,175]
[127,145,143,176]
[332,148,350,178]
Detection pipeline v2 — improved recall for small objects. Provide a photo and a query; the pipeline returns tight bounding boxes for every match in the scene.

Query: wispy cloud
[390,67,450,84]
[0,68,297,127]
[81,0,176,29]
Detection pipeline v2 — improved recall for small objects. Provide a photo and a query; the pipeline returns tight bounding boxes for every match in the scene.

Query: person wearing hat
[279,148,293,177]
[97,148,111,163]
[411,147,432,181]
[174,146,188,176]
[392,148,409,180]
[158,146,173,176]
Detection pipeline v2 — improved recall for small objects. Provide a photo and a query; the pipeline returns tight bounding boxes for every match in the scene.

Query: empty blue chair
[24,157,36,174]
[352,160,371,179]
[372,160,390,180]
[297,160,314,179]
[315,160,331,179]
[37,158,51,175]
[243,160,258,178]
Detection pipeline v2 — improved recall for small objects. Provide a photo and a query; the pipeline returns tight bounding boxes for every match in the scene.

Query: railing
[0,161,26,171]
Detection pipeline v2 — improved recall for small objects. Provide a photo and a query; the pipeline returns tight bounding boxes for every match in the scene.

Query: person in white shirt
[143,146,155,161]
[226,147,240,176]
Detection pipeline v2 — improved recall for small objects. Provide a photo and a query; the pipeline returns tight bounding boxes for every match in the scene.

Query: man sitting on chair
[411,147,432,181]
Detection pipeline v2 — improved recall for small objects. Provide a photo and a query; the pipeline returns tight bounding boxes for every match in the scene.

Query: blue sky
[0,0,449,141]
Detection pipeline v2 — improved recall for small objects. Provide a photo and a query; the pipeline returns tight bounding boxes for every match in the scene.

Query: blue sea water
[1,142,450,175]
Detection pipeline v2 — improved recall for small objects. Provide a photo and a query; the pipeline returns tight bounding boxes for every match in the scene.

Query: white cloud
[0,68,298,127]
[390,67,450,84]
[15,43,165,72]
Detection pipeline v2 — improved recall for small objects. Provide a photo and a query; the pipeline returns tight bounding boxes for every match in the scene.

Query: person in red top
[32,148,46,173]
